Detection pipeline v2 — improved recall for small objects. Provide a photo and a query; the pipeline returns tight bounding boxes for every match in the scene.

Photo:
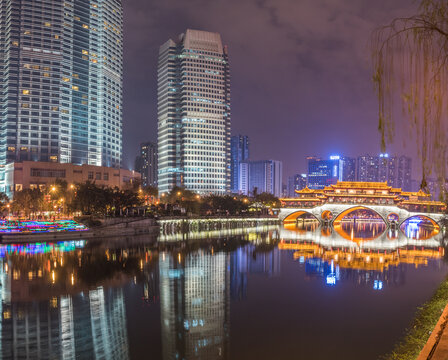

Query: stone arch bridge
[277,204,446,227]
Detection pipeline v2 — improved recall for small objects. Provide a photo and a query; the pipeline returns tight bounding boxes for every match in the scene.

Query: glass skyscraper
[157,29,231,195]
[135,141,158,187]
[230,135,249,193]
[0,0,123,189]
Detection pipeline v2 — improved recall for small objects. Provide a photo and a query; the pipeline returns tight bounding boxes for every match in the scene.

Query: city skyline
[122,0,421,178]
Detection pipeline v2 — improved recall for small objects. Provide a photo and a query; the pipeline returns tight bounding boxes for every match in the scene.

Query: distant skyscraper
[230,135,249,193]
[356,153,411,190]
[357,155,379,182]
[157,29,231,195]
[0,0,123,190]
[135,142,157,187]
[340,156,356,181]
[307,156,340,189]
[286,174,307,197]
[397,155,412,191]
[239,160,282,197]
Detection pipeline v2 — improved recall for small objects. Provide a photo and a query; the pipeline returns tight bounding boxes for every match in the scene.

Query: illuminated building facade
[307,156,339,189]
[157,29,231,195]
[358,154,412,191]
[135,141,157,187]
[0,0,123,192]
[159,251,229,359]
[230,135,249,193]
[4,160,139,198]
[239,160,282,197]
[286,173,307,197]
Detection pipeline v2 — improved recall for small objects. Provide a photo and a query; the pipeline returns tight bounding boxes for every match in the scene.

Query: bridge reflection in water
[279,220,445,288]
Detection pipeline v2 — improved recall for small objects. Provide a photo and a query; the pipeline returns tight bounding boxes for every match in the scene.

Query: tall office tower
[135,141,158,187]
[307,156,340,189]
[157,29,231,195]
[357,155,379,182]
[0,0,123,189]
[239,160,283,197]
[230,135,249,193]
[286,173,307,197]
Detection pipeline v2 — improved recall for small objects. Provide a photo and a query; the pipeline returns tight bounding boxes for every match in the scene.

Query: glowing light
[374,280,383,290]
[330,155,340,160]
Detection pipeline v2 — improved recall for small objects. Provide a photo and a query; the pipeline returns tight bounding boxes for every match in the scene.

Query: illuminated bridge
[277,181,446,227]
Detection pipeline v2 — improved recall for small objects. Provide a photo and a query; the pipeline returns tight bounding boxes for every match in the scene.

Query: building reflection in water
[0,242,130,360]
[159,250,230,360]
[280,219,445,290]
[230,245,281,301]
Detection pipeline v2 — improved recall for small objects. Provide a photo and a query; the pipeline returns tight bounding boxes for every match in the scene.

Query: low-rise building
[4,161,140,198]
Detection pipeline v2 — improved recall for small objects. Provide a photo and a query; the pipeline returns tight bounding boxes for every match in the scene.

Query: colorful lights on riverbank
[0,220,87,234]
[0,240,86,257]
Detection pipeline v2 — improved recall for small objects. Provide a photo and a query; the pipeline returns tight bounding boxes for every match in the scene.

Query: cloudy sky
[122,0,418,177]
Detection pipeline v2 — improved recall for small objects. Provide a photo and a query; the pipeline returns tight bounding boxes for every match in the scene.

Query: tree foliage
[12,189,43,217]
[372,0,448,192]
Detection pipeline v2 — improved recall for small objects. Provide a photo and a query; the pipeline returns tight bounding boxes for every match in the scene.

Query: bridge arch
[283,210,320,223]
[332,206,388,225]
[399,215,440,229]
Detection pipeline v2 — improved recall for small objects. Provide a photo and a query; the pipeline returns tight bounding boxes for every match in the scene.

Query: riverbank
[381,275,448,360]
[0,215,280,243]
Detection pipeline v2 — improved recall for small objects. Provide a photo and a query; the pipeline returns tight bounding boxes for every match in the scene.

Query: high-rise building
[340,156,356,181]
[357,153,412,190]
[230,135,249,193]
[0,0,123,191]
[239,160,282,197]
[286,173,307,197]
[135,142,157,187]
[157,29,231,195]
[357,155,379,182]
[307,156,340,189]
[397,155,412,191]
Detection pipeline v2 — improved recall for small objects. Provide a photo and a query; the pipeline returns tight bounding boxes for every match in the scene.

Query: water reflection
[280,220,444,291]
[160,251,229,359]
[0,219,445,360]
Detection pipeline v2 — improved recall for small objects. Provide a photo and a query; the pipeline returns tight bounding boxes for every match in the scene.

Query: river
[0,220,446,359]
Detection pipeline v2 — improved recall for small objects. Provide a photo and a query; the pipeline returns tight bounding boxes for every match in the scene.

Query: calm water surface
[1,221,447,360]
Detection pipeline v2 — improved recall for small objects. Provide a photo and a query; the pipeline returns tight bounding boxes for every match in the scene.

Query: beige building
[4,161,140,197]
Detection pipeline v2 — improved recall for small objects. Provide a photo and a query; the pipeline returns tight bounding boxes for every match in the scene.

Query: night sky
[122,0,418,178]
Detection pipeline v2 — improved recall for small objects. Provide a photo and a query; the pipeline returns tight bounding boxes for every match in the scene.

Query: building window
[103,173,109,180]
[95,172,101,180]
[88,171,94,180]
[30,168,66,178]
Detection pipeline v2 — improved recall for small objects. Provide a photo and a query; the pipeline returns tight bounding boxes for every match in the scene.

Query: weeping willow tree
[372,0,448,197]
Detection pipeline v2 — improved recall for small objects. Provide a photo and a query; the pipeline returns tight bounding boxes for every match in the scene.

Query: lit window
[44,22,51,27]
[72,85,79,91]
[22,90,29,95]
